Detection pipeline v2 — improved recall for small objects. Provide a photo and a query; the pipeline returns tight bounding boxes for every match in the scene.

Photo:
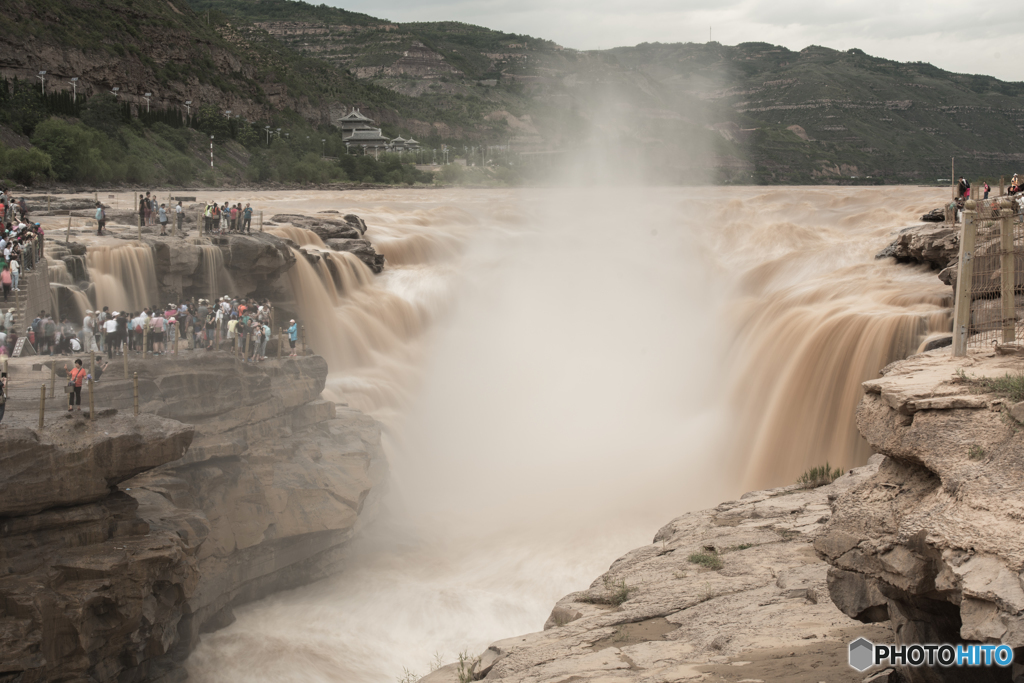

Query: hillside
[1,0,1023,184]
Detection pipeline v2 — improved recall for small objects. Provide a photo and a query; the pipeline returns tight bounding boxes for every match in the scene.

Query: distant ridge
[0,0,1021,183]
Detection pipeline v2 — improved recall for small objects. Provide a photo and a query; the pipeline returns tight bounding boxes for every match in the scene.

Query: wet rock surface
[430,464,891,683]
[875,222,959,273]
[0,354,387,682]
[817,349,1024,683]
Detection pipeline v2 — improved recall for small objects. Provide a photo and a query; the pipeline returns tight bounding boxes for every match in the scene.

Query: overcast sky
[326,0,1021,82]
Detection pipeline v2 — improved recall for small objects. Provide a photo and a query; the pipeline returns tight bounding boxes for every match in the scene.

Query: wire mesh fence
[953,197,1024,353]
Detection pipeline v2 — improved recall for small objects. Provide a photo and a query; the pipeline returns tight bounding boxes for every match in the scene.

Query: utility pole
[37,71,46,95]
[111,86,120,99]
[69,77,78,103]
[144,92,152,113]
[184,100,192,125]
[210,135,214,168]
[321,138,326,157]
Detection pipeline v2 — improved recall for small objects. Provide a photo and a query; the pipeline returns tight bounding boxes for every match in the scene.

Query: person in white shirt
[175,201,184,236]
[9,257,18,291]
[104,316,119,359]
[82,311,95,352]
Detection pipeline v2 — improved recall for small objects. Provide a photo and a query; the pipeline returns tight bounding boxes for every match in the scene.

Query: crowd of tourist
[203,201,254,234]
[0,193,43,302]
[0,296,300,364]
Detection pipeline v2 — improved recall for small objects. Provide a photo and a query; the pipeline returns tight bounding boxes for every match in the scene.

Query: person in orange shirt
[65,358,87,412]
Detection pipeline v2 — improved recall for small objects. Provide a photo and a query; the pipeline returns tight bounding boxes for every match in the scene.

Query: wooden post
[133,372,139,416]
[1002,214,1016,344]
[90,352,95,389]
[1001,176,1006,197]
[88,378,94,421]
[174,321,178,356]
[244,331,250,361]
[953,209,978,356]
[49,361,55,398]
[951,157,955,200]
[143,325,148,359]
[301,325,306,356]
[278,327,283,359]
[38,384,45,430]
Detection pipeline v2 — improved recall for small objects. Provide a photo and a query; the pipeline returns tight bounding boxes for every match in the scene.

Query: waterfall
[86,244,159,313]
[196,244,231,302]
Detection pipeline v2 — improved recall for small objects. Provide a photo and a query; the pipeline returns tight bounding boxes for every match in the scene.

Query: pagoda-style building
[339,108,377,138]
[344,127,390,153]
[390,136,421,152]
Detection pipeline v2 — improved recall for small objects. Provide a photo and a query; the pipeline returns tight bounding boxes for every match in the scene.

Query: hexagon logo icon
[849,638,874,672]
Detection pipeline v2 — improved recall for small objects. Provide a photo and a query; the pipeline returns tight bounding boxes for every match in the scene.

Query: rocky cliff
[422,463,895,683]
[0,353,387,682]
[816,348,1024,683]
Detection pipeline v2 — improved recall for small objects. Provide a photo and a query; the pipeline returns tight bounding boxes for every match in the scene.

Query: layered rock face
[424,464,892,683]
[0,354,387,682]
[271,213,385,273]
[816,349,1024,683]
[0,415,198,683]
[144,233,296,302]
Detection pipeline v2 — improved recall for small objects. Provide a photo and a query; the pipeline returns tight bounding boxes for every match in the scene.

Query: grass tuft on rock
[954,368,1024,402]
[796,463,844,488]
[688,552,724,570]
[968,444,986,460]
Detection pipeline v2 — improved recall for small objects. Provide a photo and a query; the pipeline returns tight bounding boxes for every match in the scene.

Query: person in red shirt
[65,358,87,411]
[230,204,239,232]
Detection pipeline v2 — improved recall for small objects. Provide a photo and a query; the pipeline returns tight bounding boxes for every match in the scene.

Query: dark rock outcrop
[325,238,385,273]
[817,351,1024,683]
[920,208,945,222]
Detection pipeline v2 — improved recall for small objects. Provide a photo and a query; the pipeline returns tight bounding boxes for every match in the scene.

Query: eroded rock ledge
[0,354,387,683]
[817,349,1024,683]
[423,464,891,683]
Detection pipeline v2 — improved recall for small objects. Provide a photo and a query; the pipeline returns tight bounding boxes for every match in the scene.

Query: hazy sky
[326,0,1021,82]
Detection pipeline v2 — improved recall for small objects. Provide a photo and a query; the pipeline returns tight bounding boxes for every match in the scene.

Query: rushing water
[142,186,951,682]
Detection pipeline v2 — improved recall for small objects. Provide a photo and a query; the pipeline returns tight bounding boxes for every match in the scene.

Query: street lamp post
[69,77,78,103]
[37,71,46,95]
[111,86,120,99]
[265,126,271,145]
[225,109,232,118]
[321,139,326,157]
[184,100,192,125]
[144,92,152,113]
[210,135,214,168]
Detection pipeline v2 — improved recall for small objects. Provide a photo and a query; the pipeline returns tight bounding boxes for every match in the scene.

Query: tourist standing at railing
[158,204,169,236]
[66,359,86,412]
[288,319,298,357]
[175,201,184,236]
[983,182,991,199]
